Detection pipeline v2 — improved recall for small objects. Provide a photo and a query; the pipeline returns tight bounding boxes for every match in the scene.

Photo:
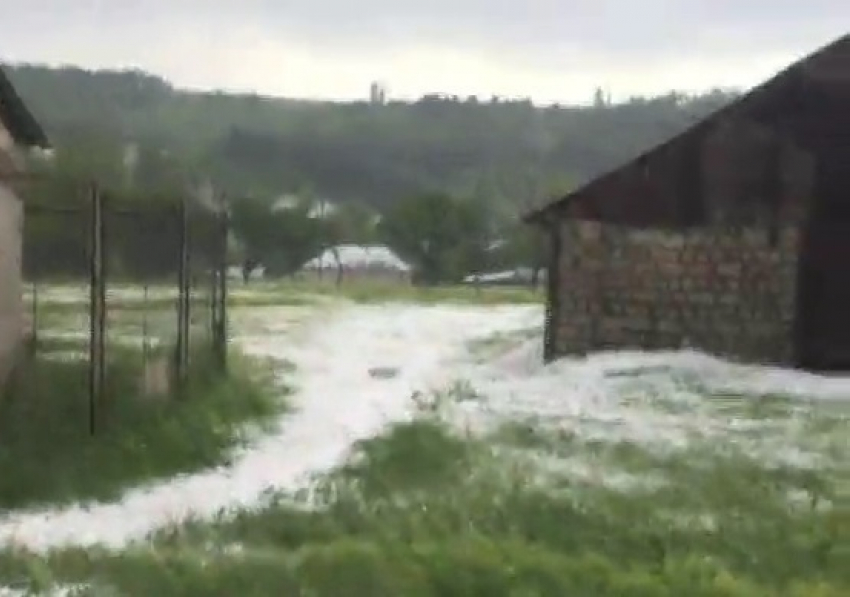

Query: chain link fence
[21,181,228,433]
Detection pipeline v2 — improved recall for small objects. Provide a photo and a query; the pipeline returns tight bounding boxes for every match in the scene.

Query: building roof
[0,65,50,149]
[524,33,850,225]
[302,244,412,272]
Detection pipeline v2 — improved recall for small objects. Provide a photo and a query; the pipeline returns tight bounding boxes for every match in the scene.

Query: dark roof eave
[522,201,566,228]
[522,207,549,226]
[527,33,850,220]
[523,188,584,226]
[0,66,51,149]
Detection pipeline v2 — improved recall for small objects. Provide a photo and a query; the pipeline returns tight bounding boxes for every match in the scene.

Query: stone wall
[551,220,801,364]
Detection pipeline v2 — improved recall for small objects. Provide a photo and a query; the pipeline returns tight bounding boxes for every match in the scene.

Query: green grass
[281,280,544,305]
[23,281,539,349]
[3,294,845,596]
[227,279,543,306]
[1,388,846,596]
[0,349,288,510]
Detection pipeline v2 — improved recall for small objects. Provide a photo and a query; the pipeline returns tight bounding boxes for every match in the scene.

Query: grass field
[5,280,302,510]
[0,349,287,511]
[25,279,543,310]
[0,412,846,595]
[2,284,846,596]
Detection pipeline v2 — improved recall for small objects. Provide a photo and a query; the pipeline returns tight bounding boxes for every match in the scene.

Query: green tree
[7,63,740,216]
[378,193,489,284]
[492,221,547,288]
[327,201,380,246]
[229,196,321,279]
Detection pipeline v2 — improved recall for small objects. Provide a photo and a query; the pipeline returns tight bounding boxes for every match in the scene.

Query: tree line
[6,63,741,283]
[228,192,543,285]
[6,64,739,209]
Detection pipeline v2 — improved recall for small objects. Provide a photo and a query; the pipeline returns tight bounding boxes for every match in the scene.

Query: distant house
[299,244,412,285]
[525,35,850,372]
[0,65,50,383]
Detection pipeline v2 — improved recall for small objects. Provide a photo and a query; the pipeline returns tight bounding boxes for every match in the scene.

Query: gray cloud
[1,1,847,97]
[110,1,848,54]
[7,1,848,51]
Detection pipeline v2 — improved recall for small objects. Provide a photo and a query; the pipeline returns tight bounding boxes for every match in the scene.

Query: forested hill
[5,63,739,212]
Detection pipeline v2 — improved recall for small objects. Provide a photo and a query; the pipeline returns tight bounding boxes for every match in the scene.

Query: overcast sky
[1,1,847,104]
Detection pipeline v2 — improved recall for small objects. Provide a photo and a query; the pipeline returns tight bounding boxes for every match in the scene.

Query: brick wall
[551,220,801,364]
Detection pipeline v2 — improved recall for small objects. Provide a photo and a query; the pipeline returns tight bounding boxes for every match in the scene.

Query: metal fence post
[89,182,106,435]
[214,207,229,371]
[210,254,219,353]
[29,280,38,355]
[176,198,191,391]
[542,223,560,364]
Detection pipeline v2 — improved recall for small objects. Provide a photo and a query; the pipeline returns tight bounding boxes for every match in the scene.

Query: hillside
[5,64,739,213]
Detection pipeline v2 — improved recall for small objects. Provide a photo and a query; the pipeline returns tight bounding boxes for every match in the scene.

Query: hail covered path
[0,303,540,553]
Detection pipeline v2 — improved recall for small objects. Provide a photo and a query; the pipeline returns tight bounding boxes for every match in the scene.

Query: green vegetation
[228,190,546,284]
[4,62,845,595]
[233,280,545,306]
[1,385,846,596]
[6,64,737,211]
[7,63,736,284]
[379,193,490,284]
[26,280,542,317]
[0,350,287,509]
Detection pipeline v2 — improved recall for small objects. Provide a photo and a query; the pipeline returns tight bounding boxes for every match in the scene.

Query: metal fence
[22,182,228,434]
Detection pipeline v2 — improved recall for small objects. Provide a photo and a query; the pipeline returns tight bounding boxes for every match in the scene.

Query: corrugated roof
[0,65,50,149]
[524,33,850,224]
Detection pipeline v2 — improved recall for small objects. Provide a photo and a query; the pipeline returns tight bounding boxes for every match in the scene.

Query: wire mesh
[19,180,228,433]
[23,206,90,357]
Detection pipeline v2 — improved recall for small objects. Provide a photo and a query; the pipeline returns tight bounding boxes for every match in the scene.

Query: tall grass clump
[0,348,287,509]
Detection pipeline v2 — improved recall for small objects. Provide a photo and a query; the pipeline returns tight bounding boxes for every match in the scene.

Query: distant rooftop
[302,244,411,272]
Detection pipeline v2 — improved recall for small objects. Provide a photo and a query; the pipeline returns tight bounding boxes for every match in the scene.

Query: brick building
[525,35,850,371]
[0,66,50,385]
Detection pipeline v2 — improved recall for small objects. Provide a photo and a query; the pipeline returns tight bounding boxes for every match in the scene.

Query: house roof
[524,33,850,225]
[302,244,412,272]
[0,65,50,149]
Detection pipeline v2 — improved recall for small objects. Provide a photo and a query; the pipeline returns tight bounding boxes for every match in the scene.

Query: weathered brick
[554,220,798,364]
[717,263,742,277]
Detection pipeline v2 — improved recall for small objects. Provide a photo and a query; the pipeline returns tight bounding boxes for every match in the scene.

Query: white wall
[0,121,25,385]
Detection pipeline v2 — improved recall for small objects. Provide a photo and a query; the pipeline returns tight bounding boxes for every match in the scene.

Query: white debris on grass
[36,330,165,348]
[24,285,179,305]
[451,335,850,469]
[1,300,846,553]
[0,304,540,553]
[0,586,87,597]
[24,284,284,307]
[495,445,668,493]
